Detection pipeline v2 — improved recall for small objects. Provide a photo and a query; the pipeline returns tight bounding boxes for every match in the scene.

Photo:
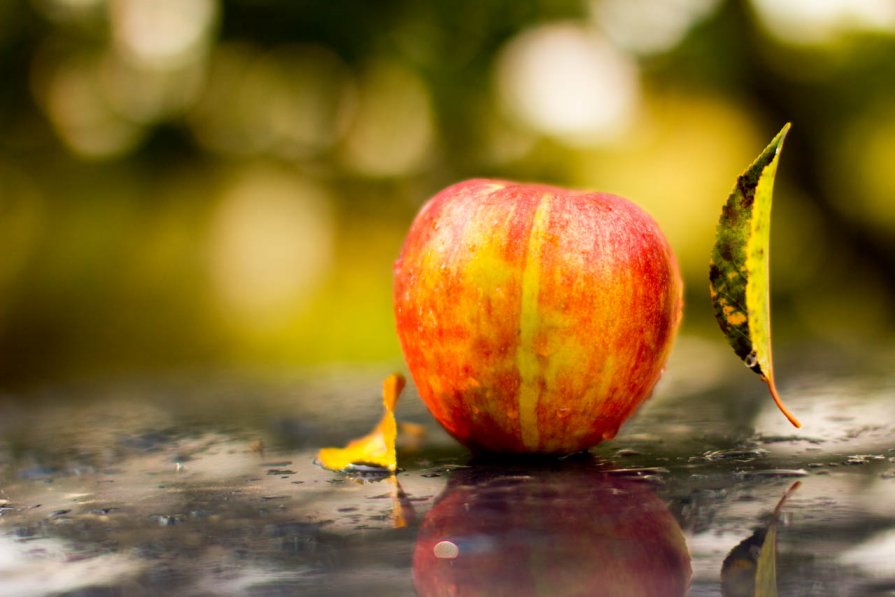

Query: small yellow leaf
[316,373,406,473]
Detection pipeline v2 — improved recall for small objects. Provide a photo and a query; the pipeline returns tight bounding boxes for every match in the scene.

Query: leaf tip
[770,122,792,155]
[383,372,407,410]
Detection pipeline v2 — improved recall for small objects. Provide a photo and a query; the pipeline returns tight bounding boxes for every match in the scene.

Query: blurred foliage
[1,0,895,385]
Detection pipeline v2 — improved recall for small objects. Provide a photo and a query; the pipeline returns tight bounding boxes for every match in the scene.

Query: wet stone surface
[1,341,895,595]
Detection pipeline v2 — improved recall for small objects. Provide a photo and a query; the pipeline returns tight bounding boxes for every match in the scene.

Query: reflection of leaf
[388,475,416,529]
[754,524,778,597]
[721,527,766,597]
[709,123,800,428]
[316,373,406,473]
[397,421,427,452]
[721,481,800,597]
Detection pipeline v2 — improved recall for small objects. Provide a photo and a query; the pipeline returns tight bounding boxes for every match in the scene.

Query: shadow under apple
[413,460,691,596]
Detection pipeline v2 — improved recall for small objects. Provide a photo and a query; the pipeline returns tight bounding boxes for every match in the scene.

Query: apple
[412,463,692,596]
[393,179,682,454]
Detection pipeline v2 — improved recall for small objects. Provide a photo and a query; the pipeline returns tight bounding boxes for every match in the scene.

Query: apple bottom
[422,365,663,456]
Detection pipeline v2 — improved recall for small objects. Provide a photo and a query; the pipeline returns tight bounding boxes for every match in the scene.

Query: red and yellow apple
[393,179,682,454]
[412,464,692,596]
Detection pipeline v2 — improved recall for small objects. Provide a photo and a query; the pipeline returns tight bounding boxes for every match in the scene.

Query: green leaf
[709,123,801,428]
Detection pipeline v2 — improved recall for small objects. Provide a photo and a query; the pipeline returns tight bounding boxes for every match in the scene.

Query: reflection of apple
[413,463,691,596]
[393,179,682,454]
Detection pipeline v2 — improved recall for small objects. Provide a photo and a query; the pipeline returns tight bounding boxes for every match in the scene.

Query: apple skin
[394,179,683,454]
[393,179,683,454]
[412,464,692,596]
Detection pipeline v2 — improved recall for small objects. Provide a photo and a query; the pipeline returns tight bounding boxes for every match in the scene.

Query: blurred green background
[1,0,894,386]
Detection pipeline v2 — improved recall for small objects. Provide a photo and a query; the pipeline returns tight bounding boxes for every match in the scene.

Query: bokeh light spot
[99,49,205,124]
[750,0,895,46]
[109,0,218,68]
[828,108,895,234]
[590,0,720,55]
[341,59,435,177]
[208,166,334,331]
[495,22,640,147]
[33,50,145,159]
[190,44,355,159]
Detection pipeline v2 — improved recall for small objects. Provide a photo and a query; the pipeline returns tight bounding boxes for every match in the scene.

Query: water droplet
[742,468,808,478]
[604,467,670,477]
[845,454,885,465]
[704,448,768,462]
[155,515,179,526]
[744,351,758,368]
[434,540,459,559]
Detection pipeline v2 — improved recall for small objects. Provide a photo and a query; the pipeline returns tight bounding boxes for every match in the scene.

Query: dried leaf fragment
[316,373,406,473]
[709,123,801,428]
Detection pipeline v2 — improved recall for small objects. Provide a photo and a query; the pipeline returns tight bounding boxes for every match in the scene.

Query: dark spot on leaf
[720,243,734,262]
[722,202,737,225]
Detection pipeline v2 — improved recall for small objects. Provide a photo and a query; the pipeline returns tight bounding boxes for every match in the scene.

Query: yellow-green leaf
[754,480,801,597]
[722,481,799,597]
[753,523,778,597]
[316,373,406,473]
[709,123,800,428]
